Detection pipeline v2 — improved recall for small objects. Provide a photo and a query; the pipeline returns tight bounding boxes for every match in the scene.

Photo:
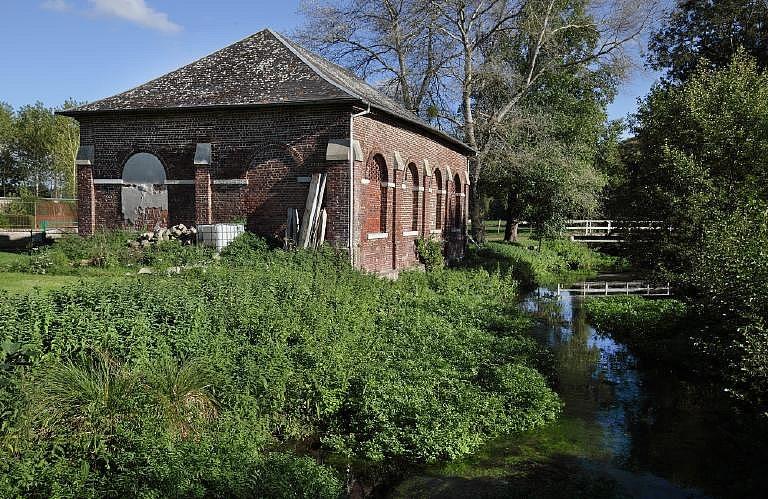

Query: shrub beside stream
[0,234,561,497]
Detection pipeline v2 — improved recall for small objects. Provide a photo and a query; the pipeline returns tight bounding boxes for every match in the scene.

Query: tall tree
[649,0,768,83]
[54,99,82,198]
[0,103,19,197]
[300,0,657,241]
[297,0,451,116]
[14,103,56,196]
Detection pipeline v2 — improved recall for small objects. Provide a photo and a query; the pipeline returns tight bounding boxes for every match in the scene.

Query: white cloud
[41,0,72,11]
[88,0,182,33]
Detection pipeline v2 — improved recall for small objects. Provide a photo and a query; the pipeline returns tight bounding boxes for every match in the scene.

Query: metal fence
[0,198,78,231]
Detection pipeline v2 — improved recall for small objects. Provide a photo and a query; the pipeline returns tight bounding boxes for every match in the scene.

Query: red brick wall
[76,104,469,273]
[77,104,349,243]
[352,110,469,274]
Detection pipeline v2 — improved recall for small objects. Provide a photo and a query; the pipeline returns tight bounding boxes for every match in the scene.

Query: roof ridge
[268,29,366,104]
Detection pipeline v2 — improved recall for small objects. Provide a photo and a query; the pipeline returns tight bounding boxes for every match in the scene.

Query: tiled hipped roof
[62,29,472,153]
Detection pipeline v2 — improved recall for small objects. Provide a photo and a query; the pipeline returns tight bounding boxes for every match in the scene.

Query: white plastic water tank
[196,223,245,251]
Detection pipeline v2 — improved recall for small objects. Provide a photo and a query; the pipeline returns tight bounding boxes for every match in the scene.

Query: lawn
[0,251,123,293]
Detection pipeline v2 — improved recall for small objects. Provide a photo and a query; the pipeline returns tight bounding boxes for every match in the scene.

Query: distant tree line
[0,100,80,199]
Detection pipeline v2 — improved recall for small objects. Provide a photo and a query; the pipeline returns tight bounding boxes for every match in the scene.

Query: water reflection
[393,288,768,498]
[523,289,768,498]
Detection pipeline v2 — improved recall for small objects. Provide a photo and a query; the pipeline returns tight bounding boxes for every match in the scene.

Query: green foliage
[616,51,768,412]
[682,200,768,412]
[14,231,215,274]
[415,237,445,271]
[466,240,621,286]
[477,1,617,239]
[649,0,768,83]
[0,234,560,495]
[584,297,689,362]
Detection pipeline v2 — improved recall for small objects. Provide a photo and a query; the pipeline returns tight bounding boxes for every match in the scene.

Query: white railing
[557,281,672,297]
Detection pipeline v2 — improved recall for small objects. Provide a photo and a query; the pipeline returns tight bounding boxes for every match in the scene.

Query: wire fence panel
[0,198,78,231]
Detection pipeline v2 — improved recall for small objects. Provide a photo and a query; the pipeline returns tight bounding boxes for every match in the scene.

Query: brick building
[60,29,473,274]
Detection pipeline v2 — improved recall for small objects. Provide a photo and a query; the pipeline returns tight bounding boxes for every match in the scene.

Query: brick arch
[361,153,389,235]
[453,173,463,229]
[246,142,305,168]
[433,168,444,229]
[119,151,169,230]
[121,151,167,184]
[407,162,420,232]
[244,143,302,238]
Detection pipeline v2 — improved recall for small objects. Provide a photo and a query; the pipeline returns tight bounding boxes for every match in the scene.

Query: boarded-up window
[408,163,420,232]
[434,169,443,229]
[453,174,462,228]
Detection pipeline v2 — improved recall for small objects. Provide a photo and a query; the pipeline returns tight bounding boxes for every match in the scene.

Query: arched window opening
[433,169,443,229]
[121,152,168,227]
[363,154,389,235]
[376,155,389,233]
[408,163,420,232]
[454,174,462,229]
[123,152,166,184]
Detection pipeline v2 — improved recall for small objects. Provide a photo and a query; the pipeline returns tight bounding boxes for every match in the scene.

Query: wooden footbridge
[557,281,672,297]
[513,220,666,243]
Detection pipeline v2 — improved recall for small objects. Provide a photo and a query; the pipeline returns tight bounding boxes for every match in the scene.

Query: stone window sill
[430,229,442,235]
[402,230,419,237]
[367,232,388,240]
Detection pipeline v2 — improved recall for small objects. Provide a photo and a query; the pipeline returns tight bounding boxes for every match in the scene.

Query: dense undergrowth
[0,231,214,275]
[583,297,691,363]
[465,240,623,286]
[0,233,561,497]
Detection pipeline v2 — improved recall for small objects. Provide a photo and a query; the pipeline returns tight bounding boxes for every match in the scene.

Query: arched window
[454,174,462,228]
[408,163,420,232]
[433,169,443,229]
[121,152,168,227]
[363,154,389,235]
[123,152,166,184]
[376,156,389,233]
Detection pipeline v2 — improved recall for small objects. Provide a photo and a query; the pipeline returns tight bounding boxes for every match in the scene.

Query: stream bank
[388,285,768,499]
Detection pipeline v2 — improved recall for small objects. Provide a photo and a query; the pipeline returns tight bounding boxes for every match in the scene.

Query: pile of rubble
[131,224,197,247]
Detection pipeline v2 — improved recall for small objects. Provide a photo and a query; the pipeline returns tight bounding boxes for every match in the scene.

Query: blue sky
[1,0,660,123]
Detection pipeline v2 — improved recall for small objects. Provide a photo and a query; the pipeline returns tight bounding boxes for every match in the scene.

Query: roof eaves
[55,96,360,118]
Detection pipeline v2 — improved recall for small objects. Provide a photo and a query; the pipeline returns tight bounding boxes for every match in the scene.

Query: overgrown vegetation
[415,237,445,271]
[584,297,690,363]
[466,240,623,286]
[2,231,215,275]
[0,233,561,497]
[606,49,768,414]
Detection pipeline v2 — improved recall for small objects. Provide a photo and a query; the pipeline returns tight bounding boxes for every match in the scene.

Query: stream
[389,284,768,498]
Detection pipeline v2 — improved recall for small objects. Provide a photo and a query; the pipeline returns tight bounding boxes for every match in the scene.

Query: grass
[0,251,127,294]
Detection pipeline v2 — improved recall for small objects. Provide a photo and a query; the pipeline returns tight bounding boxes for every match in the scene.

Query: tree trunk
[504,219,518,242]
[504,190,521,242]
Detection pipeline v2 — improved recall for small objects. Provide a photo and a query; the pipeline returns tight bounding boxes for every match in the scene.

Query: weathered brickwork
[352,110,469,274]
[77,104,350,243]
[76,103,468,274]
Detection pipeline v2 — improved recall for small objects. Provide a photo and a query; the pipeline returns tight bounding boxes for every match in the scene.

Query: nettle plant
[416,237,445,271]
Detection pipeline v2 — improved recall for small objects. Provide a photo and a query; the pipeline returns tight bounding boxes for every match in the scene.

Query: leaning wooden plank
[291,208,300,241]
[317,208,327,247]
[298,174,321,247]
[308,174,327,247]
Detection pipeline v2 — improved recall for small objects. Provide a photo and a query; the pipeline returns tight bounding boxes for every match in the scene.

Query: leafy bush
[13,231,216,274]
[584,296,690,362]
[0,237,560,495]
[465,239,619,286]
[415,237,445,271]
